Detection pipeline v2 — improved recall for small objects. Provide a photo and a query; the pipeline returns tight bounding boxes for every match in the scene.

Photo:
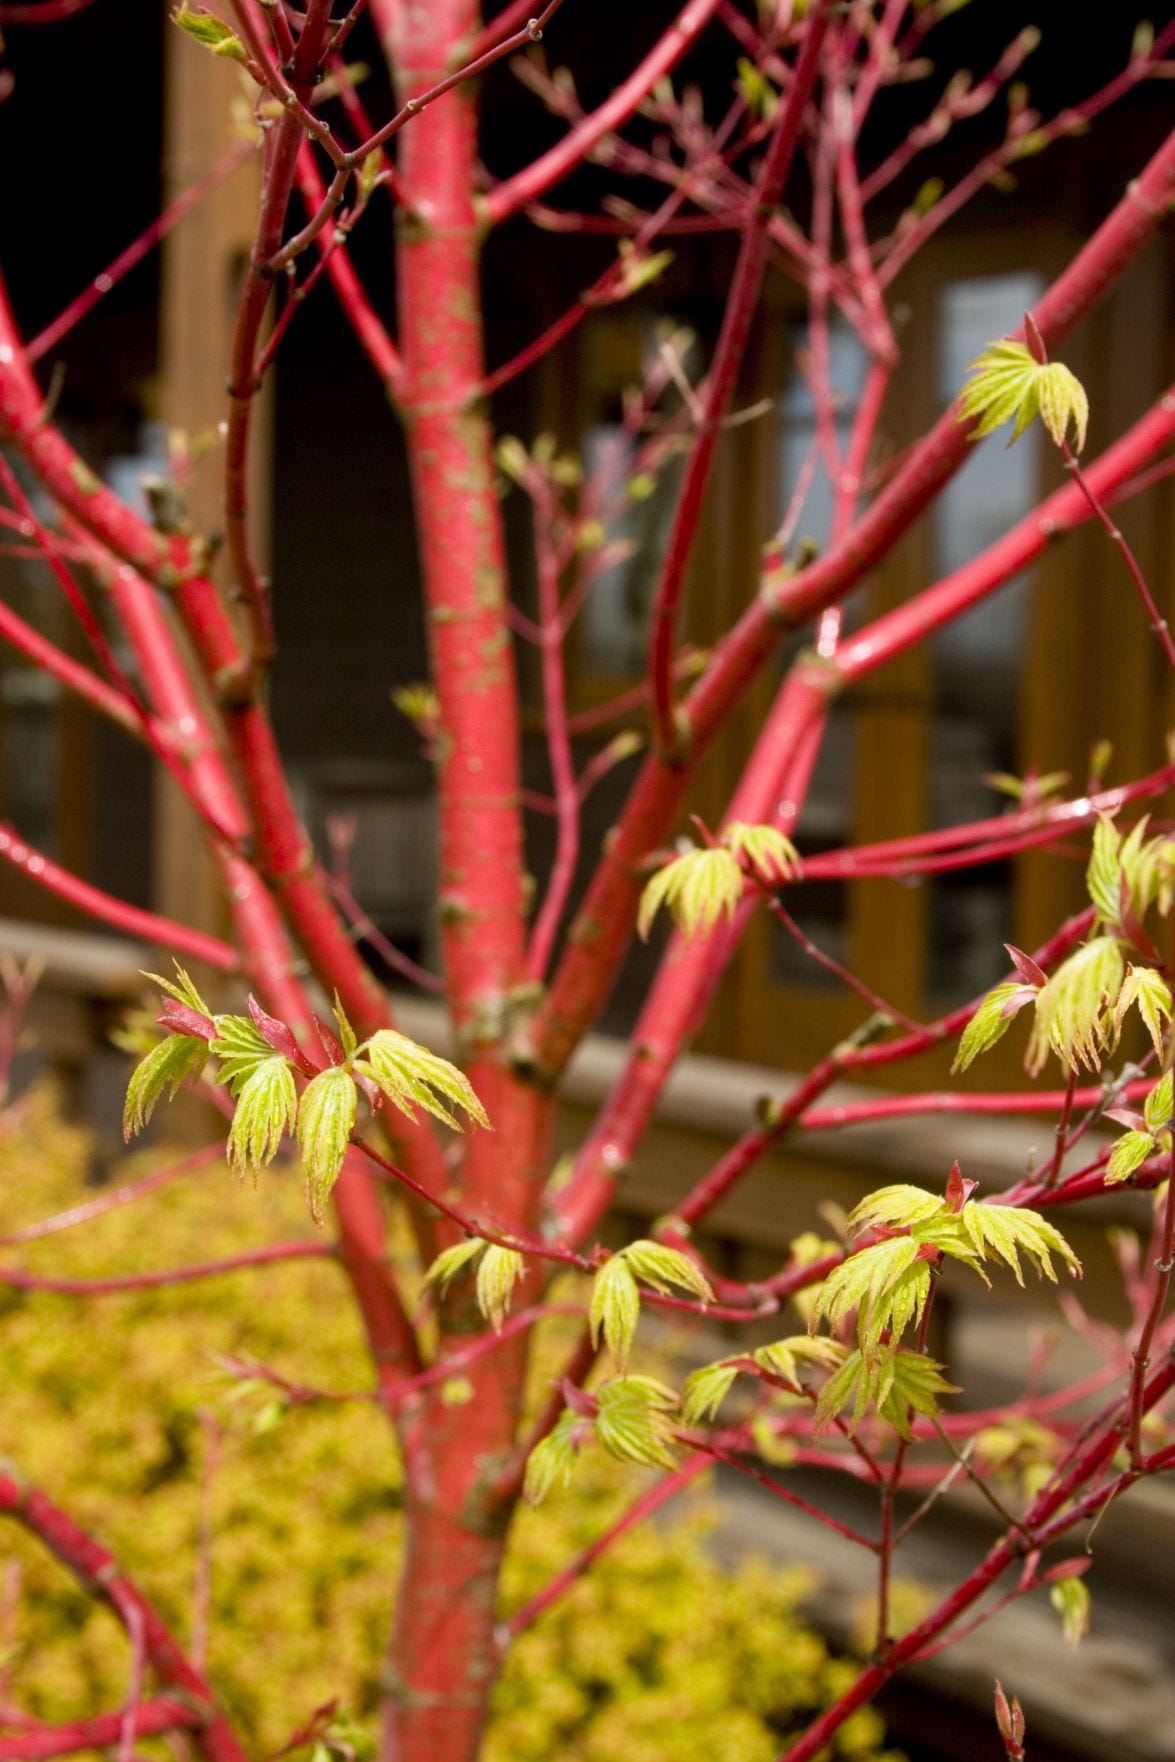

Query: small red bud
[1005,943,1047,989]
[945,1160,977,1212]
[1023,310,1047,364]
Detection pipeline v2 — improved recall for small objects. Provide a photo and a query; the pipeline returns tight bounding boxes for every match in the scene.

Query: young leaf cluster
[594,1377,679,1469]
[1087,813,1175,930]
[424,1237,524,1332]
[1106,1071,1172,1186]
[680,1336,845,1427]
[637,822,799,941]
[523,1377,682,1506]
[805,1182,1079,1433]
[124,971,489,1226]
[814,1345,958,1441]
[957,818,1175,1076]
[588,1240,713,1368]
[957,338,1088,453]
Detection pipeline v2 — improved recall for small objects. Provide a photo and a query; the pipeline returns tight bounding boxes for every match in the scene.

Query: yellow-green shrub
[0,1092,900,1762]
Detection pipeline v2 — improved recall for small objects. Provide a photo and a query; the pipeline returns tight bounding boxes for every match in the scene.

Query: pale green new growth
[1025,936,1125,1075]
[808,1183,1080,1422]
[122,1034,208,1140]
[1087,814,1125,926]
[475,1245,524,1332]
[682,1335,846,1427]
[145,964,212,1018]
[589,1256,641,1368]
[1106,1071,1172,1184]
[722,822,800,885]
[616,240,675,296]
[847,1185,948,1233]
[212,1017,281,1094]
[957,815,1175,1076]
[681,1361,740,1425]
[1106,1129,1156,1186]
[1113,964,1172,1059]
[594,1377,678,1469]
[1145,1072,1173,1131]
[976,1416,1062,1499]
[297,1067,358,1224]
[1087,813,1175,927]
[752,1335,846,1386]
[331,994,358,1061]
[172,3,246,60]
[736,56,778,120]
[957,1203,1081,1285]
[425,1237,486,1293]
[810,1236,929,1352]
[391,683,440,728]
[621,1240,714,1304]
[957,338,1088,453]
[523,1411,581,1506]
[227,1058,298,1179]
[493,435,530,487]
[590,1241,712,1369]
[1050,1576,1091,1647]
[952,982,1033,1073]
[126,969,492,1230]
[355,1029,489,1131]
[637,845,744,941]
[1034,361,1090,453]
[814,1345,957,1440]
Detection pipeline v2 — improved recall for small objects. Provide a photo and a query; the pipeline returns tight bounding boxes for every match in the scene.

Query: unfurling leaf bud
[993,1679,1026,1757]
[956,336,1089,455]
[172,3,246,60]
[1049,1575,1091,1647]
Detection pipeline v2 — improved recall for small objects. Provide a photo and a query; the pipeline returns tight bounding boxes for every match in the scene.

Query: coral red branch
[0,1240,333,1295]
[503,1453,712,1638]
[647,7,832,753]
[27,144,254,363]
[0,595,140,734]
[529,131,1175,1082]
[0,1699,201,1761]
[486,0,724,224]
[0,1472,246,1762]
[0,823,238,969]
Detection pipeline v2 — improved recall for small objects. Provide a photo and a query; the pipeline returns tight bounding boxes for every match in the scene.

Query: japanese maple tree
[1,4,1175,1761]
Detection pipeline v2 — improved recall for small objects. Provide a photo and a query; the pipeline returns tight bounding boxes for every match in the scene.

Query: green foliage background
[0,1091,900,1762]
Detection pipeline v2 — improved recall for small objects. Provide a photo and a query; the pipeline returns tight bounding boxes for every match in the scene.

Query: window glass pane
[926,272,1044,1004]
